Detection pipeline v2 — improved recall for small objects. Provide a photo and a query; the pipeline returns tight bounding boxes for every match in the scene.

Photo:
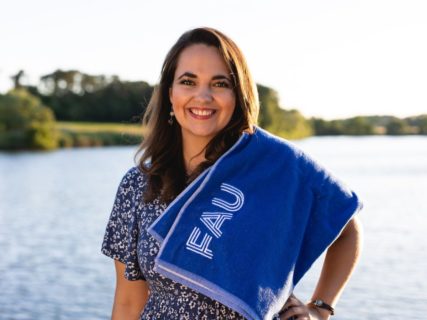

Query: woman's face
[169,43,236,147]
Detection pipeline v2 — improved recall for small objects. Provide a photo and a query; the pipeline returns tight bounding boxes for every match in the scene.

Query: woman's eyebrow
[177,72,231,82]
[177,72,197,79]
[212,75,232,81]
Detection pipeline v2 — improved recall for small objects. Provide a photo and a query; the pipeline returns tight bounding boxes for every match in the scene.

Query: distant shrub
[257,84,312,139]
[0,89,59,150]
[57,129,141,148]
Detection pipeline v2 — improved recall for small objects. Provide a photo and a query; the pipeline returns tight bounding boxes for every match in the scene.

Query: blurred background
[0,0,426,319]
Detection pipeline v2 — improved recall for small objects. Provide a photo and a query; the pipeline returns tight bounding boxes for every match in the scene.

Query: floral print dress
[101,167,246,320]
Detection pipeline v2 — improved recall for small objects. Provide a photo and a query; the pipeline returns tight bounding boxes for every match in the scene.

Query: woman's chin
[181,128,220,144]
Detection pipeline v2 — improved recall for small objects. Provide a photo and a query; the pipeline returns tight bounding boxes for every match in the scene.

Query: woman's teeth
[190,109,215,116]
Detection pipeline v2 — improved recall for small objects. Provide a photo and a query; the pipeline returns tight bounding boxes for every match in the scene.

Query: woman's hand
[278,294,331,320]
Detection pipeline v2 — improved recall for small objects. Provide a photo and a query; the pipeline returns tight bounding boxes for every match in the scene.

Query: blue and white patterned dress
[101,167,246,319]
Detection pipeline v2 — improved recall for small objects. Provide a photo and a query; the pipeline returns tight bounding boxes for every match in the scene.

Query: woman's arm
[112,260,150,320]
[280,216,363,320]
[310,215,363,307]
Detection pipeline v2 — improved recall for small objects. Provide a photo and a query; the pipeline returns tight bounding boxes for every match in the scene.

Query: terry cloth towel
[147,126,363,320]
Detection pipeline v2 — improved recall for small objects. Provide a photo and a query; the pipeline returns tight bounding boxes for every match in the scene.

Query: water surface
[1,136,426,319]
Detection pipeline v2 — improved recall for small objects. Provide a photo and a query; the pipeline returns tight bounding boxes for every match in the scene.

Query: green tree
[0,89,59,150]
[33,70,153,122]
[386,118,411,135]
[343,116,375,135]
[11,70,26,89]
[267,109,313,139]
[312,117,374,135]
[311,118,345,135]
[257,84,312,139]
[416,116,427,134]
[406,115,427,134]
[257,84,280,129]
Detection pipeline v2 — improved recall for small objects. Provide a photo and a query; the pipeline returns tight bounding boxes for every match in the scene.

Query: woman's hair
[136,27,259,203]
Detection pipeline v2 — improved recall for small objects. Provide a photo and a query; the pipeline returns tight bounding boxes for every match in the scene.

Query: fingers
[278,294,310,320]
[280,293,297,310]
[279,305,309,320]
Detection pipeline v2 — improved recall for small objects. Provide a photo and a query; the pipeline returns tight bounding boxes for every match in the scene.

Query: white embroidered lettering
[185,183,244,259]
[212,183,245,212]
[200,212,233,238]
[186,227,213,259]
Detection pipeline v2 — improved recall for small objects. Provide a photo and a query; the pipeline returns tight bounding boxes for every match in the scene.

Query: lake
[0,136,426,319]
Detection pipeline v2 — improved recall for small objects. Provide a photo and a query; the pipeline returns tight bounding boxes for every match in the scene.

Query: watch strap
[309,299,335,315]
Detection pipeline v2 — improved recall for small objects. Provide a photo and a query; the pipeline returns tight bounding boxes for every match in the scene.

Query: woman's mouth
[189,108,216,119]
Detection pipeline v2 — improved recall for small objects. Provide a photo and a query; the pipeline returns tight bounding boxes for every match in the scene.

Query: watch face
[315,300,323,306]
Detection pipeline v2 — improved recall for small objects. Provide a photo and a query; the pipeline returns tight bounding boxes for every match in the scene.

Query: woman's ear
[169,87,173,105]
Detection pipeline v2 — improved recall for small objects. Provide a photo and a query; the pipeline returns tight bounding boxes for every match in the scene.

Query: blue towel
[147,126,362,320]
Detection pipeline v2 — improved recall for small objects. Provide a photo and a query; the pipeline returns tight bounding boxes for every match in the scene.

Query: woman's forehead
[175,44,230,76]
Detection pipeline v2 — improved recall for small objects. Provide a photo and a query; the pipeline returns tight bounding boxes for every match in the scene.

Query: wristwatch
[309,299,335,315]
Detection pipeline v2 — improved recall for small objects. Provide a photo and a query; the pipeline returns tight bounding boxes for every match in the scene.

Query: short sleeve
[293,155,363,283]
[101,167,146,281]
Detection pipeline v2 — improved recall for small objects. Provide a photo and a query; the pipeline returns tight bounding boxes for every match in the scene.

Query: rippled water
[0,136,426,319]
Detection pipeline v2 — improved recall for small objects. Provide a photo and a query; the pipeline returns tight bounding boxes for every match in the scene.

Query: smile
[189,108,216,118]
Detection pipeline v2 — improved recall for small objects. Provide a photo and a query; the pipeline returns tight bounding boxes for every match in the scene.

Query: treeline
[312,115,427,135]
[1,69,426,150]
[24,70,153,123]
[21,70,311,139]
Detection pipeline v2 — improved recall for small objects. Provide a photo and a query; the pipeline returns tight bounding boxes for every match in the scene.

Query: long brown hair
[136,27,259,203]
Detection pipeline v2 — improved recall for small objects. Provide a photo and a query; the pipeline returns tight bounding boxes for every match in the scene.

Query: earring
[168,109,175,125]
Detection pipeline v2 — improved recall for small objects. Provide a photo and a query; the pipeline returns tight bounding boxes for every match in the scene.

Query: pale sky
[1,0,426,119]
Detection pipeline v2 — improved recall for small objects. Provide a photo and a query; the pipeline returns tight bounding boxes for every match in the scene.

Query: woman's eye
[180,79,194,86]
[213,81,230,88]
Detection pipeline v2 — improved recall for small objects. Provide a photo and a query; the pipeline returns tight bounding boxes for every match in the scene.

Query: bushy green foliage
[312,116,375,135]
[257,84,312,139]
[312,114,427,136]
[385,118,413,135]
[25,71,315,141]
[56,121,143,147]
[311,118,344,135]
[9,69,426,144]
[32,70,153,123]
[58,129,142,148]
[404,115,427,134]
[343,117,375,135]
[0,89,59,150]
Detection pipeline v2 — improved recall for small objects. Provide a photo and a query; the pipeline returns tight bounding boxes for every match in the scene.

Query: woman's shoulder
[122,166,146,181]
[117,166,148,196]
[254,127,338,188]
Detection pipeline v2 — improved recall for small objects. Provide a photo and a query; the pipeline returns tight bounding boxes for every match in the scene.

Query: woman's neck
[182,137,209,175]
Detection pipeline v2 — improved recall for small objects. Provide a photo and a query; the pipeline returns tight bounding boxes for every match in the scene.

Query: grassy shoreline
[57,121,145,147]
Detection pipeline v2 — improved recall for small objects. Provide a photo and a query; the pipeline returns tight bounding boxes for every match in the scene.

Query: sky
[1,0,426,119]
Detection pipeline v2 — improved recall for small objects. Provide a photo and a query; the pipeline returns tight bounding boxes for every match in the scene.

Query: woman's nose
[194,85,213,102]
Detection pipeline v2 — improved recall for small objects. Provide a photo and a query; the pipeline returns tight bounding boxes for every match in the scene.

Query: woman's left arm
[279,216,363,320]
[311,215,363,306]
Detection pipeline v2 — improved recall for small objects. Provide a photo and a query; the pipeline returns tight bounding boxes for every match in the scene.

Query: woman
[101,27,363,320]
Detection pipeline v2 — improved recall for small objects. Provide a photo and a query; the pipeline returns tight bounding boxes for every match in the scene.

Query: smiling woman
[169,44,237,171]
[138,27,259,203]
[101,27,363,320]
